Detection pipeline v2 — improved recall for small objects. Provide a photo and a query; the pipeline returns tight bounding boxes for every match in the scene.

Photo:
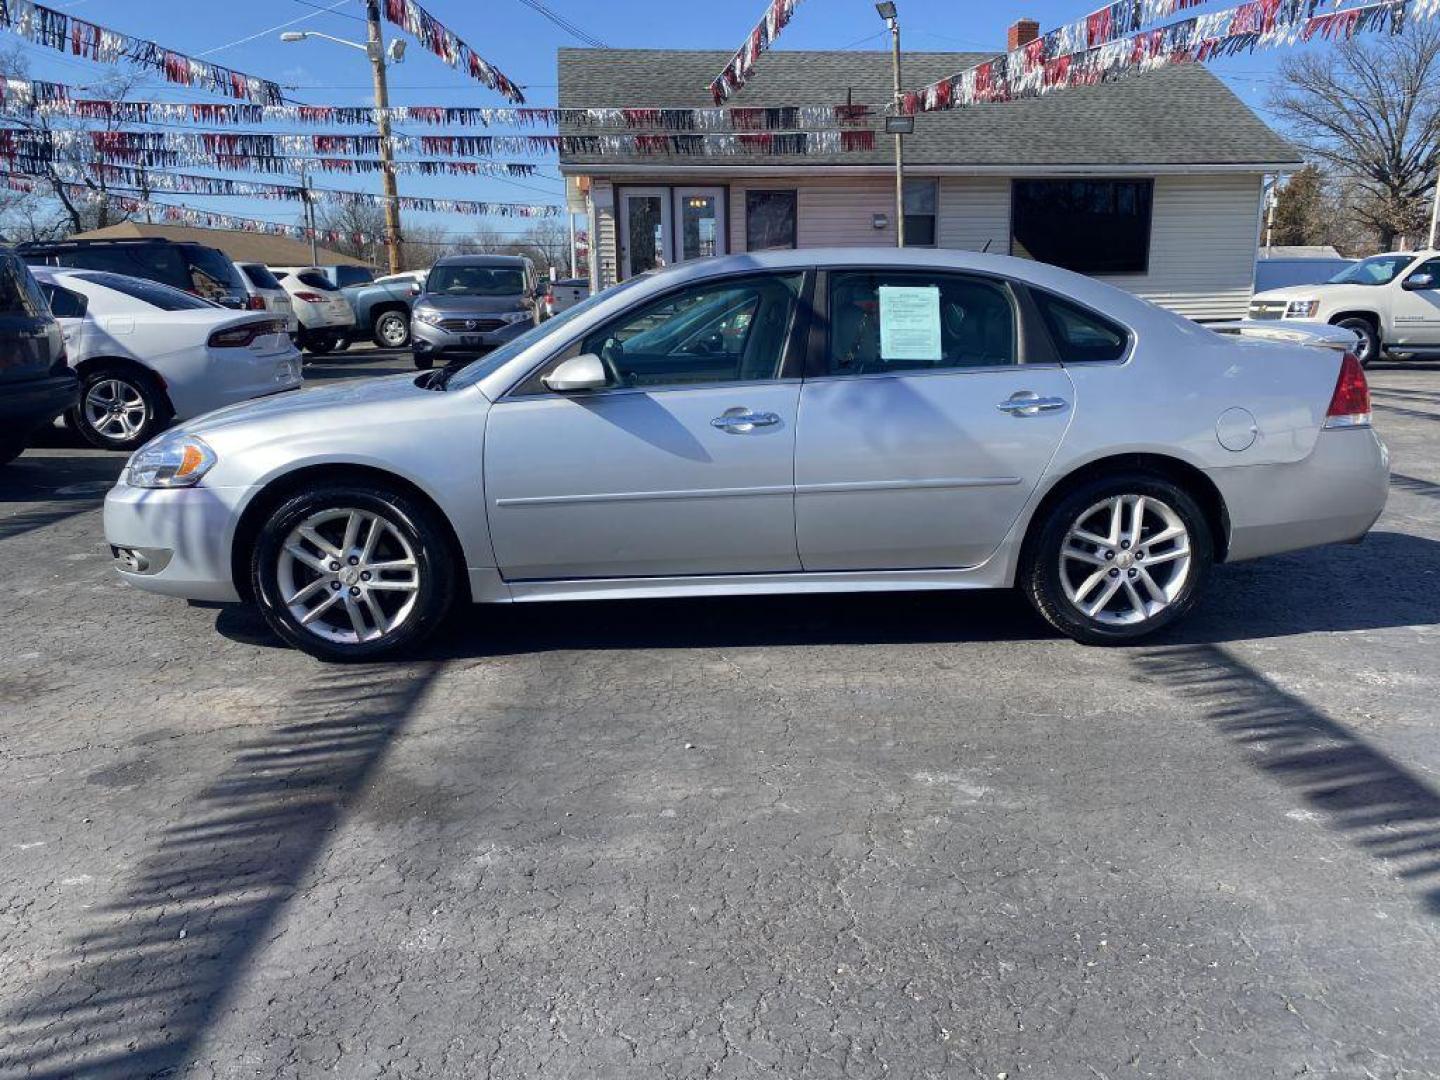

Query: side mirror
[407,283,421,297]
[1403,272,1436,291]
[542,353,609,392]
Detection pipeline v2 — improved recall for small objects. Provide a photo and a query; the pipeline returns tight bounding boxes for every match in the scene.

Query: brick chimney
[1007,18,1040,50]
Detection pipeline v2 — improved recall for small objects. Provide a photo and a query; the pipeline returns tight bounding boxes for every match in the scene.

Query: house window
[903,179,937,247]
[1011,179,1153,275]
[746,190,797,251]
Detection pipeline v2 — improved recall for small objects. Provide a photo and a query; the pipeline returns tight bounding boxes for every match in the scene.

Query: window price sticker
[878,285,942,361]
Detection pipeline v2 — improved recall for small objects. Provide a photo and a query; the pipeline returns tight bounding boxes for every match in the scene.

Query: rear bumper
[0,372,80,437]
[1211,427,1390,562]
[103,481,247,602]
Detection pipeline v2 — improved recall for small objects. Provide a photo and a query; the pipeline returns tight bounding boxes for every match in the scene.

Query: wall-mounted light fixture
[872,213,889,230]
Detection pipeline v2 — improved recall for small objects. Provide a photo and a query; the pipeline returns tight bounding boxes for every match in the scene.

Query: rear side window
[827,271,1017,374]
[181,245,246,301]
[1031,290,1129,363]
[75,272,217,311]
[0,256,49,317]
[40,283,88,319]
[241,263,283,289]
[296,272,339,292]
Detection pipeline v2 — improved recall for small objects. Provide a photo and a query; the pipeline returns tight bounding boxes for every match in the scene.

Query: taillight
[1324,351,1371,429]
[245,296,266,311]
[293,291,325,302]
[208,319,283,348]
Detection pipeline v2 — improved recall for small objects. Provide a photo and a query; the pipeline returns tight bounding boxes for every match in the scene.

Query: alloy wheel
[1058,494,1192,627]
[84,378,149,443]
[377,312,409,347]
[276,507,421,645]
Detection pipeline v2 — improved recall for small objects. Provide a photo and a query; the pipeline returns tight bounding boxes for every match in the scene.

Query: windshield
[1327,254,1416,286]
[75,271,218,311]
[428,265,525,297]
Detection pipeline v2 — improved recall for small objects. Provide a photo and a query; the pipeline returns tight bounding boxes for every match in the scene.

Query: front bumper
[104,481,248,602]
[412,316,532,356]
[1212,426,1390,562]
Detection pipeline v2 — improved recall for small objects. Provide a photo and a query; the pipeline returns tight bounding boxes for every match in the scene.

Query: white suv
[1248,250,1440,365]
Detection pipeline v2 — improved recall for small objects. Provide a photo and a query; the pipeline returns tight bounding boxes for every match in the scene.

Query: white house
[558,31,1301,321]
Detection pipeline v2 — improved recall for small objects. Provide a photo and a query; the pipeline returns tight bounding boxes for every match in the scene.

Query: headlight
[126,433,217,489]
[415,309,445,327]
[497,310,532,324]
[1285,300,1320,318]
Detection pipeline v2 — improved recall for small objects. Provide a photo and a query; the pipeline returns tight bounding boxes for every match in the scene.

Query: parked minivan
[410,254,541,369]
[19,238,250,309]
[0,249,78,465]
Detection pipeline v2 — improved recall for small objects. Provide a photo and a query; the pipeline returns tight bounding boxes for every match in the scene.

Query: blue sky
[7,0,1295,244]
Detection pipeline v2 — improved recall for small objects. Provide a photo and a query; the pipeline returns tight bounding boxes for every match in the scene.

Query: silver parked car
[410,254,540,369]
[104,249,1388,661]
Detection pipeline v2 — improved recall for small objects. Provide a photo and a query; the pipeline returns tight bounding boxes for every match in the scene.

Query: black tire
[1021,473,1214,646]
[373,309,411,349]
[1333,316,1380,367]
[413,352,434,370]
[69,364,168,452]
[250,483,456,662]
[303,331,342,356]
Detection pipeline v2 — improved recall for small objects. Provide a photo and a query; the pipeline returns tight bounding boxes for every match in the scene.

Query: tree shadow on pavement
[0,663,443,1079]
[1134,644,1440,917]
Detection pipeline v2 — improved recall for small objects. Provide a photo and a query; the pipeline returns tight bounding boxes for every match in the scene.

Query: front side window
[580,274,803,388]
[0,256,49,317]
[827,271,1017,375]
[1031,290,1129,362]
[1012,179,1153,275]
[75,272,217,311]
[746,191,797,251]
[40,283,88,319]
[903,179,938,247]
[428,265,525,297]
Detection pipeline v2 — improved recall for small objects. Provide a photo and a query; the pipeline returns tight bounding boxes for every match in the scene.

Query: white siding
[936,177,1010,252]
[729,176,898,250]
[1108,173,1262,321]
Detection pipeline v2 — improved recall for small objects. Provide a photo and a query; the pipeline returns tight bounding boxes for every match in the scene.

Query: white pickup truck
[1247,249,1440,365]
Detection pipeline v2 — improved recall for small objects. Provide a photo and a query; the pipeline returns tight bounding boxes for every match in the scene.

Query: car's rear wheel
[1333,316,1379,366]
[70,366,167,452]
[1022,475,1213,645]
[251,485,455,662]
[373,310,411,349]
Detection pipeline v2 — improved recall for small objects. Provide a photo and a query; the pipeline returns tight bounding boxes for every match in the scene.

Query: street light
[281,0,405,275]
[876,1,904,247]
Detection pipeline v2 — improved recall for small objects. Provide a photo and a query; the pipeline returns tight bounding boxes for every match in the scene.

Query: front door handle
[997,392,1068,417]
[712,409,781,433]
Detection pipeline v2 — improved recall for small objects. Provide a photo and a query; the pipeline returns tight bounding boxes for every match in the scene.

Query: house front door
[619,188,670,280]
[618,187,727,279]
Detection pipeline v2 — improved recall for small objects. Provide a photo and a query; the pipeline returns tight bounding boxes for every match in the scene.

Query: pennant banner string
[382,0,525,104]
[0,77,878,130]
[711,0,803,104]
[0,0,285,105]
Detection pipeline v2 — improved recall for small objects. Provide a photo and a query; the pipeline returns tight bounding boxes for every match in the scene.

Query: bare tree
[1268,24,1440,251]
[317,200,386,264]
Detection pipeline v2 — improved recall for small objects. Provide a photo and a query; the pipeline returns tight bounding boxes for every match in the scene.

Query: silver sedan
[104,249,1389,661]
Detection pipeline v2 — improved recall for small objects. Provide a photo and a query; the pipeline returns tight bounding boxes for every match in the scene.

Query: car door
[794,268,1075,571]
[1389,256,1440,346]
[484,271,810,580]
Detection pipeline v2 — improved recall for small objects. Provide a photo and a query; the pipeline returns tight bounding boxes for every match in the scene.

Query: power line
[199,0,358,57]
[513,0,607,48]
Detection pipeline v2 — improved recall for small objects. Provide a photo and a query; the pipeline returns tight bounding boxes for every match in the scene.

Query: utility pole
[301,166,319,265]
[1429,175,1440,250]
[363,0,404,275]
[877,2,905,248]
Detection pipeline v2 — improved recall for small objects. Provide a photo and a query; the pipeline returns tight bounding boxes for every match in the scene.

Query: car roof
[433,255,527,267]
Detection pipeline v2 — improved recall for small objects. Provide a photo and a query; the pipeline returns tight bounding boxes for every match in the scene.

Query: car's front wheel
[373,310,411,349]
[251,484,456,661]
[70,366,168,451]
[1022,475,1213,645]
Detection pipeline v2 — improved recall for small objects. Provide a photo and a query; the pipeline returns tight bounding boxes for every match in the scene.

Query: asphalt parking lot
[2,349,1439,1079]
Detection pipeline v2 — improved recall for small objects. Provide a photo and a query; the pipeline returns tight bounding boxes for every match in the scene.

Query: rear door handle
[997,392,1068,417]
[712,409,781,433]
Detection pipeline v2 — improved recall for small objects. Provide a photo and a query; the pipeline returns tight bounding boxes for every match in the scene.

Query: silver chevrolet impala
[104,249,1389,661]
